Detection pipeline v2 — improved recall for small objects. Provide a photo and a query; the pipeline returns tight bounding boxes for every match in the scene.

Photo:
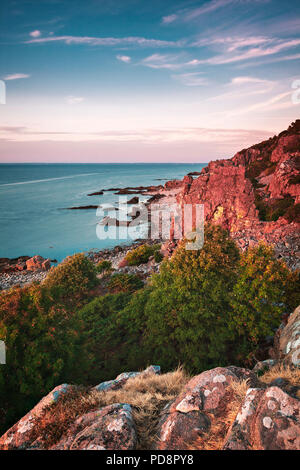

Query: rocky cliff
[160,120,300,269]
[0,306,299,451]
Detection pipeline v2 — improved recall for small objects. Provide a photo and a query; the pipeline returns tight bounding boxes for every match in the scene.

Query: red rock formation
[161,120,300,269]
[26,255,51,272]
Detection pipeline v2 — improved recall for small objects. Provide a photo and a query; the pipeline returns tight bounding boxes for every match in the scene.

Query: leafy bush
[96,260,112,274]
[77,293,132,384]
[44,253,97,299]
[107,273,144,294]
[125,244,161,266]
[0,284,90,434]
[120,225,241,373]
[154,251,164,263]
[229,243,300,361]
[116,225,299,374]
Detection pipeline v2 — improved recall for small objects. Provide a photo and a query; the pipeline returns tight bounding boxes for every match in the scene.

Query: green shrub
[0,284,90,434]
[120,225,240,373]
[77,293,132,384]
[154,251,164,263]
[125,244,161,266]
[96,259,112,274]
[107,273,144,294]
[44,253,97,299]
[229,243,300,362]
[116,225,299,374]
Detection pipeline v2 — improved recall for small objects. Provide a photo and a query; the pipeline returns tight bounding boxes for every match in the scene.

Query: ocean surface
[0,163,206,262]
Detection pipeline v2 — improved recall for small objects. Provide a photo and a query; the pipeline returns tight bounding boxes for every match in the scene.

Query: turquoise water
[0,163,206,261]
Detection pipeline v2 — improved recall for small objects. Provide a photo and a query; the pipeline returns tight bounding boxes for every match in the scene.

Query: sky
[0,0,299,162]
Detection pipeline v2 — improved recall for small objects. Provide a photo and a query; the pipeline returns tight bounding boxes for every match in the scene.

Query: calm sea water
[0,163,206,262]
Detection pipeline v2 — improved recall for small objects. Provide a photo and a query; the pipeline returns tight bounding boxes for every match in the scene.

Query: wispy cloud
[0,125,273,146]
[3,73,30,80]
[65,96,84,105]
[227,91,293,117]
[231,76,273,85]
[185,0,236,21]
[116,55,131,63]
[172,73,207,87]
[26,35,182,48]
[140,54,204,70]
[29,30,41,38]
[162,0,270,24]
[162,14,178,25]
[193,35,271,49]
[194,37,300,65]
[141,54,183,70]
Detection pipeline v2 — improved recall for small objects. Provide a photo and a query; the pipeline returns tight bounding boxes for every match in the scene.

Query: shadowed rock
[52,404,137,450]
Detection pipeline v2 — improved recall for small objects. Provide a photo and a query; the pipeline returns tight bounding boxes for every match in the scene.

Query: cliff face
[165,121,300,269]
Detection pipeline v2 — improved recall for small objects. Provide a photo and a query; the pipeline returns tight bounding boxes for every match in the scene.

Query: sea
[0,163,206,262]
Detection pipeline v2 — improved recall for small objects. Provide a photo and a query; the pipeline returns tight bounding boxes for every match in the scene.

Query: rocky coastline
[1,120,299,290]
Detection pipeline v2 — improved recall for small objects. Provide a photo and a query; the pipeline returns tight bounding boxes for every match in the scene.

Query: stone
[94,365,161,393]
[156,406,210,450]
[0,384,70,450]
[52,403,137,450]
[26,255,51,271]
[252,359,277,375]
[156,366,259,450]
[272,305,300,367]
[224,386,300,450]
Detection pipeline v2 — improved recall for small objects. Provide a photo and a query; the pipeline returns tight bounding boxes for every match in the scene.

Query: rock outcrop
[155,366,260,450]
[52,404,137,450]
[0,255,51,274]
[0,384,70,450]
[157,120,300,269]
[224,386,300,450]
[270,305,300,367]
[26,255,51,272]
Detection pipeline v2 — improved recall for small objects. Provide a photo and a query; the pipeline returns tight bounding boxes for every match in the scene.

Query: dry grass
[188,379,250,451]
[27,367,189,450]
[260,364,300,398]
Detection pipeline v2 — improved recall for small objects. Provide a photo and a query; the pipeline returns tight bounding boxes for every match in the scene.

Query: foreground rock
[94,365,160,392]
[52,404,137,450]
[224,386,300,450]
[155,366,260,450]
[0,384,70,450]
[276,305,300,367]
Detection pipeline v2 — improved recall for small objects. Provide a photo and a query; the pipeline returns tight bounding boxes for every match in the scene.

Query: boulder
[127,196,139,205]
[155,366,259,450]
[52,403,137,450]
[277,305,300,367]
[252,359,277,375]
[0,384,70,450]
[118,257,128,269]
[94,365,160,393]
[26,255,51,272]
[224,386,300,450]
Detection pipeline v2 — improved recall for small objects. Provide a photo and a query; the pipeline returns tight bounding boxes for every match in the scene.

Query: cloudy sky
[0,0,299,162]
